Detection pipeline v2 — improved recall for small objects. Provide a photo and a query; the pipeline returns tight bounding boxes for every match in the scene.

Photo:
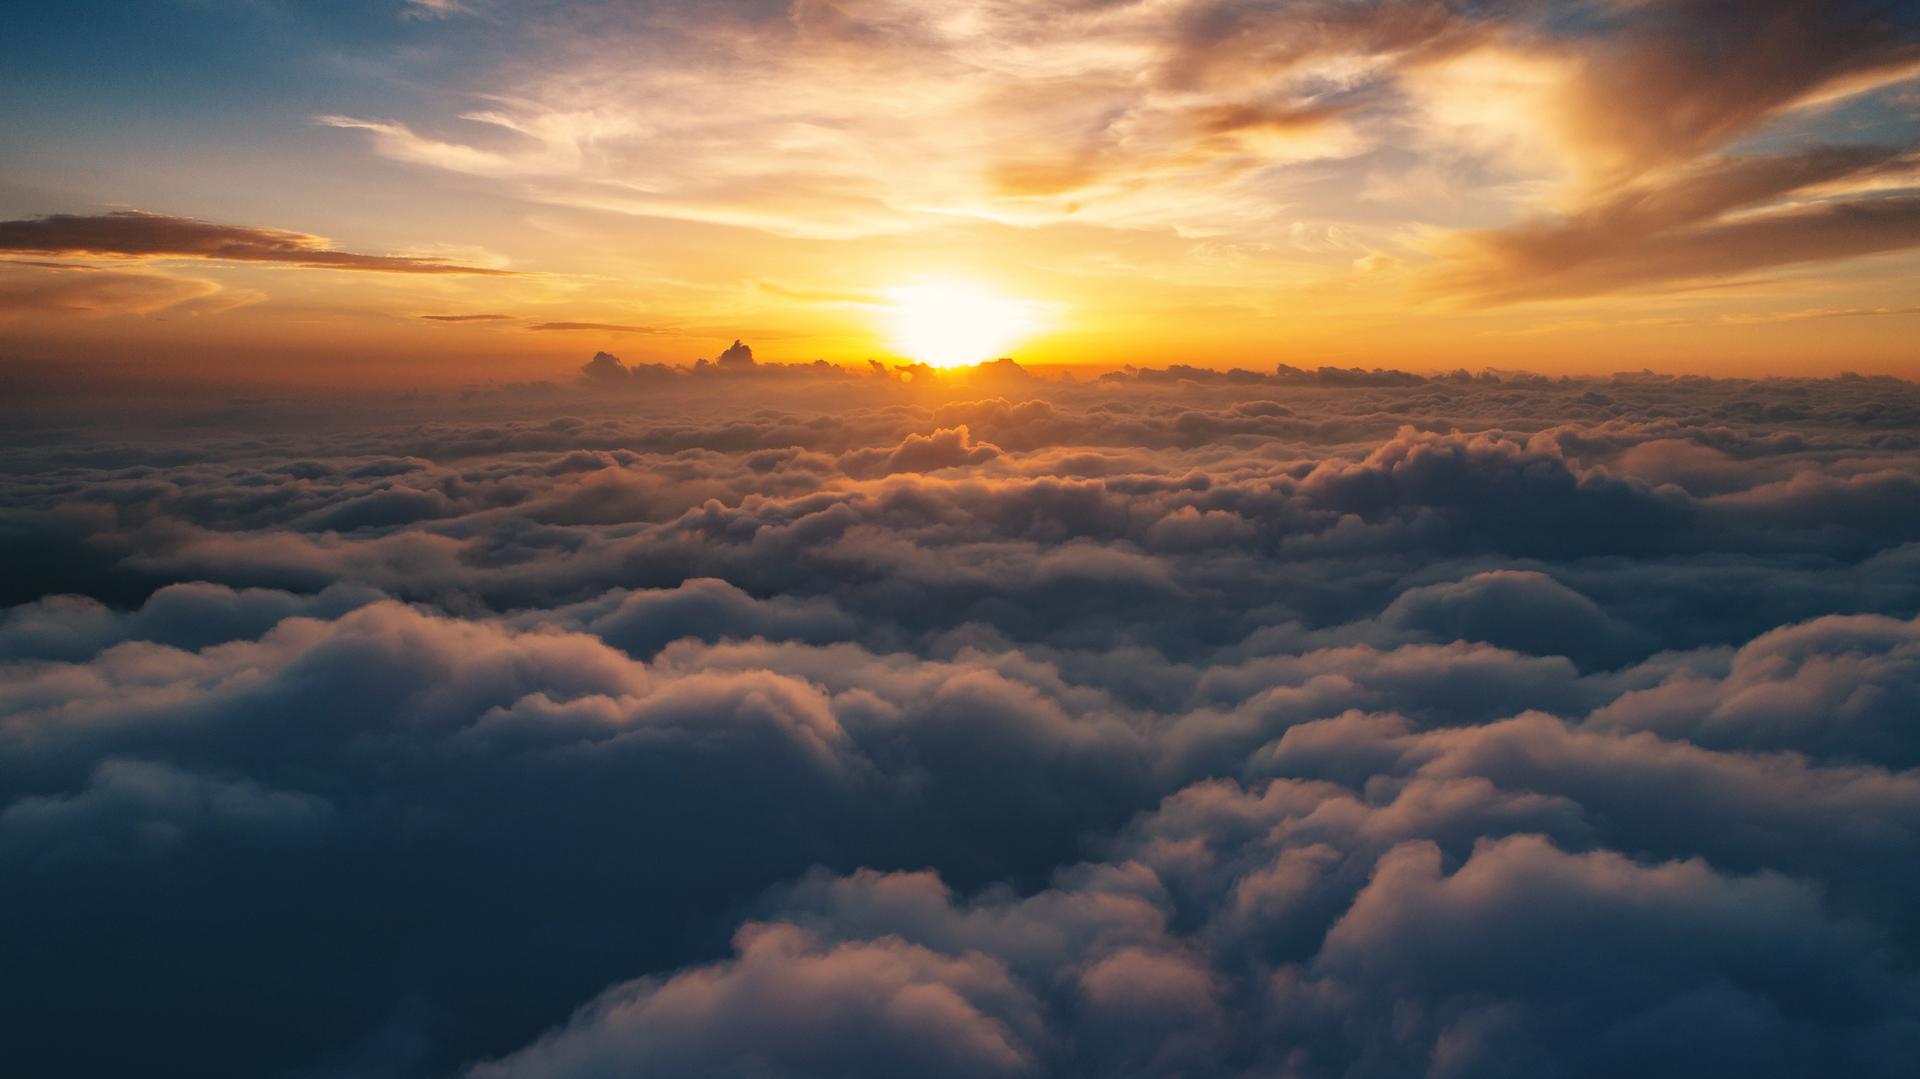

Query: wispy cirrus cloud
[1435,145,1920,301]
[1405,0,1920,302]
[305,0,1920,319]
[401,0,475,19]
[415,314,667,334]
[313,1,1473,241]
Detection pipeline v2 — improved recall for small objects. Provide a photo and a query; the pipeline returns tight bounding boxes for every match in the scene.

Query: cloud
[530,321,663,333]
[1541,0,1920,180]
[1381,570,1653,669]
[1417,0,1920,302]
[839,426,1005,478]
[1,758,334,856]
[0,581,377,662]
[0,261,231,318]
[1590,612,1920,768]
[421,313,515,322]
[468,923,1041,1079]
[5,363,1920,1077]
[0,211,520,275]
[1308,834,1914,1076]
[1440,172,1920,302]
[403,0,473,18]
[515,577,856,658]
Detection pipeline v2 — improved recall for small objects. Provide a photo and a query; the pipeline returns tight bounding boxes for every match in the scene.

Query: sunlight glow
[882,280,1048,368]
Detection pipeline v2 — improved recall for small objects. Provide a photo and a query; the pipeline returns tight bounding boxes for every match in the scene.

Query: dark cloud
[839,426,1005,478]
[0,210,519,275]
[1590,612,1920,768]
[514,577,857,657]
[469,923,1043,1079]
[1550,0,1920,177]
[1424,0,1920,301]
[1446,181,1920,302]
[530,321,662,332]
[1381,569,1653,669]
[576,345,875,386]
[3,358,1919,1077]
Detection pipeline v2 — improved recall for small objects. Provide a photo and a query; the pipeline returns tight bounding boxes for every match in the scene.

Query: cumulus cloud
[4,361,1919,1077]
[840,426,1004,478]
[470,923,1042,1079]
[1381,570,1652,669]
[1590,612,1920,768]
[515,577,856,658]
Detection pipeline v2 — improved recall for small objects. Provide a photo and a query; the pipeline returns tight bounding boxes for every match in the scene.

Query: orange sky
[3,1,1918,386]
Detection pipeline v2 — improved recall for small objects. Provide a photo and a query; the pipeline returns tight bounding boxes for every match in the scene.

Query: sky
[3,0,1919,387]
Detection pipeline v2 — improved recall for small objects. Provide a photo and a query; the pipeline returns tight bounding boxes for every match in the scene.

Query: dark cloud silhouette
[575,346,873,386]
[3,356,1919,1077]
[0,210,519,274]
[531,321,662,332]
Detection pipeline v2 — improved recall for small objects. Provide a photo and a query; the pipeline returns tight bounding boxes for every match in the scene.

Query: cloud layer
[3,358,1919,1076]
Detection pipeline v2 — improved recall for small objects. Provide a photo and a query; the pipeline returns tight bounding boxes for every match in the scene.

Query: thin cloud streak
[0,211,522,275]
[529,321,664,333]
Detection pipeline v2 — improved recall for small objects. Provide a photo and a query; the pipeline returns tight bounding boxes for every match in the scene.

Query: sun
[882,280,1047,368]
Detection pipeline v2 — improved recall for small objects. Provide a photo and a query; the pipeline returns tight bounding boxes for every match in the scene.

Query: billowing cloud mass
[3,353,1918,1077]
